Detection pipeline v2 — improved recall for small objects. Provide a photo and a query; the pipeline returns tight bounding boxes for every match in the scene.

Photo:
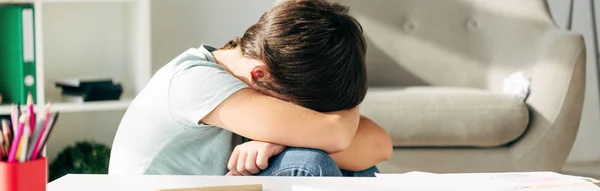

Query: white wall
[547,0,600,163]
[44,0,275,161]
[151,0,275,72]
[42,3,135,101]
[42,3,135,161]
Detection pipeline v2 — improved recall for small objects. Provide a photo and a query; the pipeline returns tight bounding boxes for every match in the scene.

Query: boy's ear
[249,65,291,101]
[250,66,267,84]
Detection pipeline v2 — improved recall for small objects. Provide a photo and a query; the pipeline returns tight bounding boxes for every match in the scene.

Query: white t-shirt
[108,45,248,175]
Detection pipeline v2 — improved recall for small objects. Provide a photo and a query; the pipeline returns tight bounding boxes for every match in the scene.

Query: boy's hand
[226,141,286,176]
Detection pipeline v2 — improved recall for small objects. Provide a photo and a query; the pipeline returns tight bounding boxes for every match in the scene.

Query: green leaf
[49,140,111,181]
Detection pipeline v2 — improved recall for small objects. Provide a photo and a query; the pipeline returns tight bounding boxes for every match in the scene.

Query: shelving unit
[0,0,151,115]
[0,0,151,161]
[0,98,132,114]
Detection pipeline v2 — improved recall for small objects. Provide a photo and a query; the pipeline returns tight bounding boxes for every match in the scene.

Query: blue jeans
[256,147,379,177]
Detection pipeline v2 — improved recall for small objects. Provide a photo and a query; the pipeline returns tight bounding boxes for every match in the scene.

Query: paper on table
[291,184,464,191]
[375,172,600,191]
[375,172,520,191]
[478,172,600,189]
[291,185,330,191]
[290,174,481,191]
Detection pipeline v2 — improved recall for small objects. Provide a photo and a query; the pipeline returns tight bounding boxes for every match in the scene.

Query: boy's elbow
[323,116,358,153]
[380,139,393,161]
[378,129,393,161]
[324,133,353,154]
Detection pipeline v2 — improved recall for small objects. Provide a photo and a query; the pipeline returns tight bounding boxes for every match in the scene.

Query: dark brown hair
[224,0,367,112]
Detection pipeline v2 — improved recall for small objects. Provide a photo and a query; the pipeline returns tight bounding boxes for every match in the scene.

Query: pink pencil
[27,93,35,133]
[8,115,27,162]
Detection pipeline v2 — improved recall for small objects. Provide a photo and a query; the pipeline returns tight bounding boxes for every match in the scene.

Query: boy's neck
[211,47,253,85]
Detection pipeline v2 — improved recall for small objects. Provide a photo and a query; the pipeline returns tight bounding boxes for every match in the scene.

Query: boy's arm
[203,88,360,153]
[329,116,393,171]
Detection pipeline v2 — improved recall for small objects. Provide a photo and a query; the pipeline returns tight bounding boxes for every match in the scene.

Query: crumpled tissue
[503,71,530,100]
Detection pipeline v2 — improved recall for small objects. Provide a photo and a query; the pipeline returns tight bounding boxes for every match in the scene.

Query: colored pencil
[27,93,35,133]
[28,105,50,160]
[8,115,27,162]
[15,121,29,161]
[17,126,30,162]
[32,112,59,160]
[10,104,18,134]
[1,120,10,155]
[0,128,4,159]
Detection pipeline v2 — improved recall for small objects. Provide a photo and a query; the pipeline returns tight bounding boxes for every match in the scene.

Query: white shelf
[0,106,12,116]
[0,98,132,115]
[52,98,133,112]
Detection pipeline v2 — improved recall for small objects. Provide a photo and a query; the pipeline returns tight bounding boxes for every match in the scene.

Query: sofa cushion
[360,87,529,147]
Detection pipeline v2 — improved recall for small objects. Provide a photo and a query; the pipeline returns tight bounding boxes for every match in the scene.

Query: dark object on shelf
[61,84,123,103]
[55,78,113,89]
[55,79,123,102]
[48,141,111,181]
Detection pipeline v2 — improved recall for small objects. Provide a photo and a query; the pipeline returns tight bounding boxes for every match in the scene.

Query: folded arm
[329,116,393,171]
[169,61,359,154]
[203,88,360,153]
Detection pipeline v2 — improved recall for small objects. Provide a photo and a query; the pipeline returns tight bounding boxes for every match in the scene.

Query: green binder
[0,4,36,105]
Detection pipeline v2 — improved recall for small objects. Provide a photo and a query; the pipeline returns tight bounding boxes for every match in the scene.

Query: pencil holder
[0,158,47,191]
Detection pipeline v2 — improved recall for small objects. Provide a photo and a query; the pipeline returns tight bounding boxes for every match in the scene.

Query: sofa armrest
[510,31,586,171]
[361,87,530,147]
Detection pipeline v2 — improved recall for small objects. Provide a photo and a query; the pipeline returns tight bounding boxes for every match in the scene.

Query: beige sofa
[335,0,586,173]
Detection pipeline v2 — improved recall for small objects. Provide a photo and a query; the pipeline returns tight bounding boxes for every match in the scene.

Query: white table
[49,175,385,191]
[48,174,600,191]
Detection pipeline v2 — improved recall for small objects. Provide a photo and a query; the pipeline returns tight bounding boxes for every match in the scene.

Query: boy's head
[224,0,367,112]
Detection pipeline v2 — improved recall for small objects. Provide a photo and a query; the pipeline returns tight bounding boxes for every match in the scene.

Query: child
[109,0,392,176]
